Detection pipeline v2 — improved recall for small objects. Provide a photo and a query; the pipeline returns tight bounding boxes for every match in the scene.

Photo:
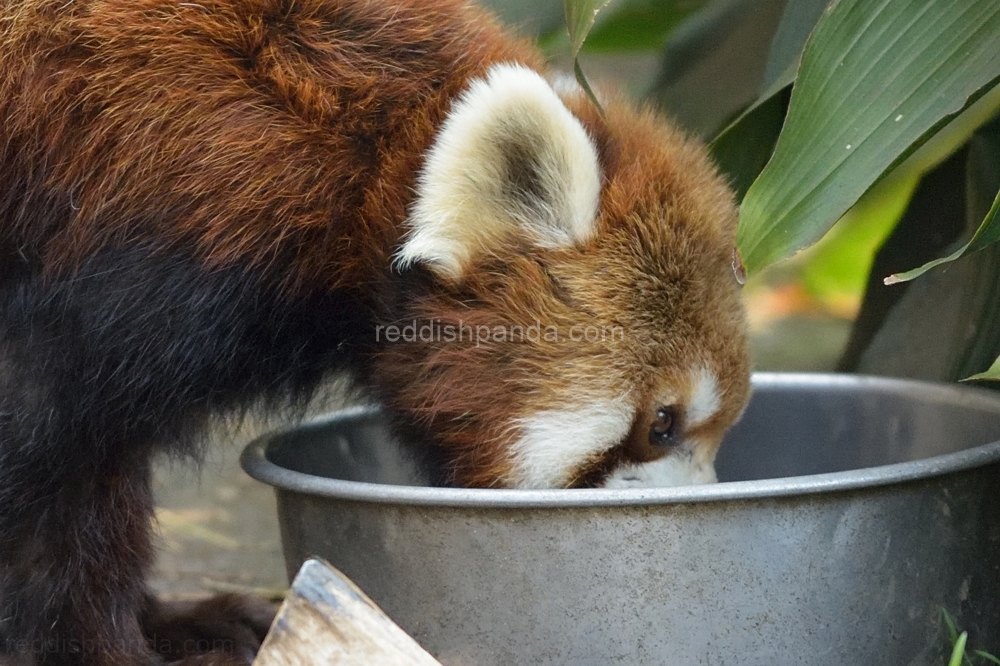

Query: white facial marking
[509,398,634,488]
[396,63,602,279]
[602,450,718,489]
[687,366,721,426]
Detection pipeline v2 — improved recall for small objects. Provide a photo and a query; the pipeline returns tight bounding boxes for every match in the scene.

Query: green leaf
[649,0,785,137]
[582,0,711,52]
[572,58,605,116]
[943,609,960,644]
[709,58,798,203]
[760,0,829,92]
[710,86,791,201]
[964,354,1000,381]
[563,0,612,114]
[975,650,1000,665]
[949,632,968,666]
[736,0,1000,277]
[887,117,1000,284]
[886,187,1000,284]
[564,0,612,55]
[708,33,799,196]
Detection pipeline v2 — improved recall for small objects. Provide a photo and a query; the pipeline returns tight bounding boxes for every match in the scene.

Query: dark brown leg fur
[0,247,347,665]
[0,449,157,666]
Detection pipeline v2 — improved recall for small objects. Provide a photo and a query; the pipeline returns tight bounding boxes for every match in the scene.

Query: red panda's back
[0,0,540,291]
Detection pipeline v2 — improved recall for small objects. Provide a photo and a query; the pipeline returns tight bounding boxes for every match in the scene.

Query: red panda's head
[374,64,751,489]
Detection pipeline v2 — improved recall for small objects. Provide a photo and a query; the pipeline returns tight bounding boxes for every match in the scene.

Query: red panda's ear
[394,64,602,280]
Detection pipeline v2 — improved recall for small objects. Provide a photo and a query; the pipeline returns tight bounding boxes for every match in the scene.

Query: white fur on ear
[395,63,602,279]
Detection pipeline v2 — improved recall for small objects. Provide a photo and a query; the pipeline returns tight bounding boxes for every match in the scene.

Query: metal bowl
[241,373,1000,665]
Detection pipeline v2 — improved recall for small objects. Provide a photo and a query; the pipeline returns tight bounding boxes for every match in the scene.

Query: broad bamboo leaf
[709,0,824,165]
[965,354,1000,381]
[760,0,829,92]
[852,142,1000,383]
[887,118,1000,284]
[710,86,790,200]
[651,0,784,137]
[736,0,1000,276]
[709,56,797,200]
[651,0,765,90]
[582,0,710,52]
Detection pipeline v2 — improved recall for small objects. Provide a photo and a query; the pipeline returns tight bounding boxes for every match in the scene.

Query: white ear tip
[396,63,602,278]
[392,232,464,279]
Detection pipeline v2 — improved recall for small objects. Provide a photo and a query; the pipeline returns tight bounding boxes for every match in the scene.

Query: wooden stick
[254,559,443,666]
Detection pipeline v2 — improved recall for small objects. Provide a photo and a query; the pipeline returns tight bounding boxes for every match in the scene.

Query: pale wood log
[253,558,443,666]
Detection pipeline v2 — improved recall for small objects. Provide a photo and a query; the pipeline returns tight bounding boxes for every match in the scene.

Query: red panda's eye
[649,406,680,448]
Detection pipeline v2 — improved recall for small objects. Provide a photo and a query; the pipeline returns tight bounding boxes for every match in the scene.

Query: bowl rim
[240,372,1000,508]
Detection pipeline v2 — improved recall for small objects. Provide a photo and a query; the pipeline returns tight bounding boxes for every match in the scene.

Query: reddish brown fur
[0,0,750,663]
[0,0,539,291]
[372,95,750,486]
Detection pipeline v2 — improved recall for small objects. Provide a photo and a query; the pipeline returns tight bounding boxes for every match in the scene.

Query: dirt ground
[150,431,289,601]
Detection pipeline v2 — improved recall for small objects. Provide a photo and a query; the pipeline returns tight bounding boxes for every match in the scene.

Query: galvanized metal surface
[242,374,1000,665]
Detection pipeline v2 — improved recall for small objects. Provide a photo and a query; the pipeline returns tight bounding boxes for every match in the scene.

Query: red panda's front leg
[0,421,157,666]
[0,406,273,666]
[0,246,353,665]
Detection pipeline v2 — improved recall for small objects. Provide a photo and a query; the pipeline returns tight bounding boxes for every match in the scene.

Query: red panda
[0,0,751,664]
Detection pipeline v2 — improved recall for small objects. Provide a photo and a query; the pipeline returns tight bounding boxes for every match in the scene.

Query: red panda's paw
[142,593,277,665]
